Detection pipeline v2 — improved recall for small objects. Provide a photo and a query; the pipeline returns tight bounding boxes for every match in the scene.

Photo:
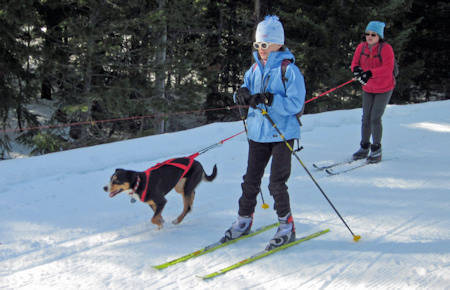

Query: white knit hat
[255,15,285,45]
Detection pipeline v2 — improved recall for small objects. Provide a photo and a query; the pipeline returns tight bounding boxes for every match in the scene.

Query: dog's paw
[154,220,164,230]
[172,218,180,225]
[151,216,165,229]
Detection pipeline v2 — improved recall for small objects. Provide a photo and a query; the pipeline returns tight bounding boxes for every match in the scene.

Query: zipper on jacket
[263,75,270,93]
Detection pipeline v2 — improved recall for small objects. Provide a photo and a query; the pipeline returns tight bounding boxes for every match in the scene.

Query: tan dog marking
[173,191,195,225]
[174,178,186,194]
[147,200,163,229]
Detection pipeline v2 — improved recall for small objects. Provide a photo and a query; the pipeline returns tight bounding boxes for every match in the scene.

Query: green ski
[153,222,279,270]
[200,228,330,280]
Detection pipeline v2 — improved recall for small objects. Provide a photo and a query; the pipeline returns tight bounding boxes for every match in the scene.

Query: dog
[103,156,217,229]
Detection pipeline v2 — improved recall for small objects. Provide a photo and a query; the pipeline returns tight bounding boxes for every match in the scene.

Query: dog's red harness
[139,153,199,202]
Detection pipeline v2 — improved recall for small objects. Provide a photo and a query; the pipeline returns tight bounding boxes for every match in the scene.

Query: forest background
[1,0,449,157]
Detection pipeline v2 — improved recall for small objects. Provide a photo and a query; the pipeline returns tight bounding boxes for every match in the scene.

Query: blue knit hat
[365,21,385,39]
[255,15,285,45]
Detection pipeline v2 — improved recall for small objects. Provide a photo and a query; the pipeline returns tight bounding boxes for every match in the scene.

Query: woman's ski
[325,160,370,175]
[200,229,330,280]
[325,157,394,175]
[313,159,355,171]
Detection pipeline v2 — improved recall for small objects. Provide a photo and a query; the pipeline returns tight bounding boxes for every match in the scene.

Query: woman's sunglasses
[365,33,377,37]
[253,41,270,50]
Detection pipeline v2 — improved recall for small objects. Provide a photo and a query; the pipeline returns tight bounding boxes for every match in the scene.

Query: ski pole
[234,92,269,209]
[259,189,269,209]
[258,107,361,242]
[235,94,248,135]
[304,79,355,104]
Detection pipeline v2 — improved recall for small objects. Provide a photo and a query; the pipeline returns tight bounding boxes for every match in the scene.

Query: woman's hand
[353,66,363,78]
[358,70,372,85]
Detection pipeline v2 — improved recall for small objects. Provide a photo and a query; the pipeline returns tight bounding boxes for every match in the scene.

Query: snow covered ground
[1,100,449,289]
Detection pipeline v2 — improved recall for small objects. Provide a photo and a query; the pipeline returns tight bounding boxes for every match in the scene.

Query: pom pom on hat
[255,15,285,45]
[365,21,386,39]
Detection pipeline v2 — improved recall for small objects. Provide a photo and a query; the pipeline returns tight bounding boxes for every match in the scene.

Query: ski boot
[367,143,382,163]
[352,142,370,160]
[266,212,296,251]
[220,215,253,243]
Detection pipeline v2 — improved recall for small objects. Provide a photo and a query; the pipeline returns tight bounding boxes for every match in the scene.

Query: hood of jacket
[252,48,295,76]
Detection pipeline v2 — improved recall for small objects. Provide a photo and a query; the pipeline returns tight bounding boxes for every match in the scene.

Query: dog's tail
[203,164,217,182]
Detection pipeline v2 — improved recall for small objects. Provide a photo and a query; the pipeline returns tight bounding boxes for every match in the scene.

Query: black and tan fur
[103,158,217,229]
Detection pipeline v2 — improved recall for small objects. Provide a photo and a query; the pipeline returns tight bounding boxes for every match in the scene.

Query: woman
[351,21,396,163]
[221,15,306,250]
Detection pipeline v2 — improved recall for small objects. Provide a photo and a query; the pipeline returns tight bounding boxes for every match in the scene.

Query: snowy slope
[1,100,449,289]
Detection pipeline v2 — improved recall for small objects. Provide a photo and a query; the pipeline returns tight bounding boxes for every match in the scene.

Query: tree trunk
[154,0,167,134]
[254,0,260,20]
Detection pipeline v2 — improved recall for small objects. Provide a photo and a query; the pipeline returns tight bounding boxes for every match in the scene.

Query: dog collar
[128,176,141,203]
[131,176,141,194]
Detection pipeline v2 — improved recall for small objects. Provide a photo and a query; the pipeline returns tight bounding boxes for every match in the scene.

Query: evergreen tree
[1,0,448,158]
[201,0,254,123]
[398,0,450,102]
[0,0,41,156]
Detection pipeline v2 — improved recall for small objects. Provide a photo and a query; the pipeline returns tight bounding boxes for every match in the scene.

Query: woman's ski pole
[259,107,361,242]
[304,79,355,104]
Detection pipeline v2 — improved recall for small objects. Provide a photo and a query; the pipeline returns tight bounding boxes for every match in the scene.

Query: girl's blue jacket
[236,49,306,143]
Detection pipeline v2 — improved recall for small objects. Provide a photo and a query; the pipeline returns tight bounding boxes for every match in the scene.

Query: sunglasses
[365,33,377,37]
[253,41,270,50]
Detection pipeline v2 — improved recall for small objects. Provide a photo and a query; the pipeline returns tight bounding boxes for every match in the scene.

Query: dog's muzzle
[103,185,123,197]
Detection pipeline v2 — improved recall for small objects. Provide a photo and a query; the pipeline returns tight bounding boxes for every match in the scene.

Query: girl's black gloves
[236,87,273,108]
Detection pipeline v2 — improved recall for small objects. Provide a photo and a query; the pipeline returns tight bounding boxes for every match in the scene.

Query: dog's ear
[112,169,126,180]
[114,168,133,181]
[114,169,127,176]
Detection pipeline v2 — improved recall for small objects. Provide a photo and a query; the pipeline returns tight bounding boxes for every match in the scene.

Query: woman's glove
[358,70,372,86]
[353,66,363,78]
